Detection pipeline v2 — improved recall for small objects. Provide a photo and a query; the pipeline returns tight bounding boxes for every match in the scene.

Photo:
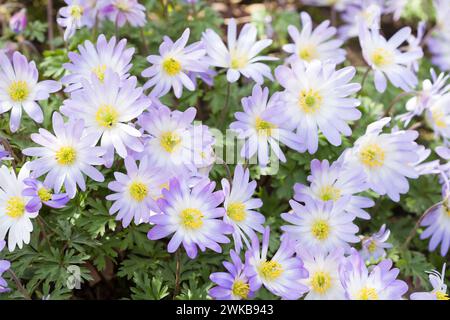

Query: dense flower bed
[0,0,449,300]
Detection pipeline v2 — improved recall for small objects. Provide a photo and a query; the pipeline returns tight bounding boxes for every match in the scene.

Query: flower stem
[383,91,414,118]
[47,0,55,50]
[8,269,32,300]
[360,66,371,92]
[219,82,232,130]
[173,249,181,299]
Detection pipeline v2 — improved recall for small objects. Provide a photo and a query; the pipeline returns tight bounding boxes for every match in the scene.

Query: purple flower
[244,227,309,300]
[360,224,393,262]
[0,145,10,162]
[0,240,10,293]
[57,0,94,41]
[283,11,345,64]
[338,0,382,40]
[275,60,361,154]
[209,250,254,300]
[359,25,422,93]
[281,197,359,254]
[23,112,106,199]
[142,28,209,98]
[147,178,232,259]
[104,0,146,27]
[22,178,69,212]
[222,165,264,253]
[294,158,374,220]
[339,249,408,300]
[230,85,305,166]
[62,34,135,92]
[410,264,449,300]
[0,51,61,132]
[106,156,169,227]
[9,8,27,34]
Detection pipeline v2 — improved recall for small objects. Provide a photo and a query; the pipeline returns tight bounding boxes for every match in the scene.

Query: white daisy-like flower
[142,28,209,98]
[57,0,93,41]
[297,248,346,300]
[0,164,39,252]
[202,18,277,84]
[359,25,423,93]
[23,112,106,199]
[275,59,361,154]
[221,165,264,253]
[425,93,450,140]
[343,117,421,202]
[62,34,135,92]
[281,197,359,254]
[339,0,382,40]
[61,70,149,167]
[283,12,345,64]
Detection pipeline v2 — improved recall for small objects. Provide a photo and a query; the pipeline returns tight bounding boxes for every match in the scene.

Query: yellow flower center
[160,131,181,153]
[299,89,322,114]
[436,291,450,300]
[69,5,83,19]
[298,45,318,62]
[129,181,148,202]
[359,144,385,168]
[230,53,248,69]
[311,271,332,294]
[371,48,394,68]
[92,64,107,82]
[431,108,447,128]
[95,104,119,128]
[259,260,283,281]
[367,240,377,253]
[181,208,204,230]
[227,202,246,222]
[116,1,130,11]
[55,146,77,166]
[6,196,25,218]
[162,58,182,76]
[8,80,29,102]
[318,185,341,201]
[37,187,52,202]
[231,280,250,299]
[358,287,379,300]
[255,117,275,136]
[311,219,330,240]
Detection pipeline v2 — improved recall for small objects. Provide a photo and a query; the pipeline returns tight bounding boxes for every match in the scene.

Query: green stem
[219,82,232,130]
[173,250,181,299]
[8,269,31,300]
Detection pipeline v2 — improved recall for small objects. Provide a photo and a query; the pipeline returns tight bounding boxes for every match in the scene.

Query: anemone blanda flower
[230,85,305,166]
[297,248,345,300]
[420,191,450,256]
[61,70,148,167]
[9,8,27,34]
[202,18,277,84]
[106,156,170,227]
[359,25,422,93]
[0,51,61,132]
[343,117,421,202]
[425,93,450,140]
[138,105,214,176]
[360,224,393,262]
[406,22,426,73]
[0,240,10,293]
[22,178,69,213]
[410,264,449,300]
[275,60,361,154]
[339,249,408,300]
[0,145,9,162]
[57,0,94,41]
[385,0,408,21]
[142,28,209,98]
[244,227,309,300]
[23,112,105,199]
[221,165,264,253]
[209,249,254,300]
[147,178,232,259]
[105,0,146,27]
[283,12,345,64]
[281,197,359,253]
[338,0,382,40]
[428,33,450,72]
[62,34,134,92]
[0,164,39,252]
[399,69,450,126]
[294,158,374,220]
